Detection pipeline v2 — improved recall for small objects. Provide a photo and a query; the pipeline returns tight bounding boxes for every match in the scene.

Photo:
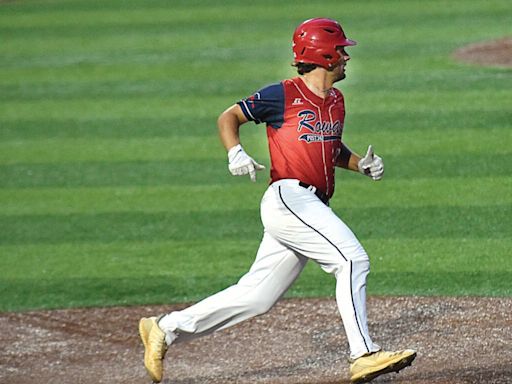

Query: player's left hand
[357,145,384,181]
[227,144,266,182]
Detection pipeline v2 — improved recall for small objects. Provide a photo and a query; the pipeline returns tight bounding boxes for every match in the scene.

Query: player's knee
[330,252,369,278]
[344,243,370,265]
[253,300,274,316]
[332,249,369,272]
[247,296,275,316]
[352,256,370,273]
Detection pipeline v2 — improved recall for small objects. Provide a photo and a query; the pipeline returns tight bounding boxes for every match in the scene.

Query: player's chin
[334,72,346,82]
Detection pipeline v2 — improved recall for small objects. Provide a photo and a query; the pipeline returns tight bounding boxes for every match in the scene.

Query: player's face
[331,47,351,82]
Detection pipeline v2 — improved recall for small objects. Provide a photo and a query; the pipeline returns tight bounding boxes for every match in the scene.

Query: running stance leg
[158,232,307,344]
[263,180,380,359]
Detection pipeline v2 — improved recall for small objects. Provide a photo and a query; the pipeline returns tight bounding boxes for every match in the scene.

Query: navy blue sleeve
[237,83,284,128]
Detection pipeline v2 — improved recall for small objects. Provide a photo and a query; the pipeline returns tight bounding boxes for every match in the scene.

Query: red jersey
[238,77,346,199]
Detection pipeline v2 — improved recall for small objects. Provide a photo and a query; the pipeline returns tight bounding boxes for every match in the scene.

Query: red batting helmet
[292,18,357,69]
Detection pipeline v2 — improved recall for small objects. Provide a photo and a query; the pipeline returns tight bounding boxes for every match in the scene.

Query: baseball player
[139,18,416,383]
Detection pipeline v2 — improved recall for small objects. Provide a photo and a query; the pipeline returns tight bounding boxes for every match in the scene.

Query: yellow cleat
[350,349,416,383]
[139,316,168,383]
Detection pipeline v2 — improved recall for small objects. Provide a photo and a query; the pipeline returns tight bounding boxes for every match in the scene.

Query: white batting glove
[357,145,384,181]
[227,144,265,182]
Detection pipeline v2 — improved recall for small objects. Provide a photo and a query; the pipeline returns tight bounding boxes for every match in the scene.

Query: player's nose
[337,48,350,63]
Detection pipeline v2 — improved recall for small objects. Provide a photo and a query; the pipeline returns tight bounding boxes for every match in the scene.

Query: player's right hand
[227,144,266,182]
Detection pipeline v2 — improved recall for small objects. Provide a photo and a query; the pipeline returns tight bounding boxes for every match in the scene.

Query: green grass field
[1,0,511,312]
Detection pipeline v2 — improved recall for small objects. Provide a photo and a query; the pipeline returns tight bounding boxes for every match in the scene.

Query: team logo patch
[297,110,342,143]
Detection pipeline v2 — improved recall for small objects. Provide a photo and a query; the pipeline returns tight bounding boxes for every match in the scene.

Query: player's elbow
[218,104,248,127]
[217,110,234,131]
[218,105,248,150]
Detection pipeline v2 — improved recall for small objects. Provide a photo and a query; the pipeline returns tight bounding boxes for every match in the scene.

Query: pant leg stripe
[278,186,347,262]
[349,260,370,352]
[278,186,370,353]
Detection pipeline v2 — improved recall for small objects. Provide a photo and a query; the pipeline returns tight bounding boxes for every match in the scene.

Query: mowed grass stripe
[1,153,509,188]
[0,238,260,310]
[0,160,231,188]
[1,90,509,119]
[1,0,508,58]
[0,96,232,121]
[0,275,251,311]
[0,78,255,102]
[1,109,512,141]
[0,0,507,19]
[304,234,510,297]
[0,6,294,55]
[1,126,509,165]
[1,177,510,215]
[0,137,229,164]
[365,236,512,297]
[0,118,216,140]
[1,238,510,311]
[3,268,509,312]
[1,205,510,246]
[0,240,257,280]
[0,210,261,245]
[1,66,510,99]
[0,184,265,215]
[2,239,508,280]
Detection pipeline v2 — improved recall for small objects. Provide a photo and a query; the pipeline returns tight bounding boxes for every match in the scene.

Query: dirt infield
[453,37,512,67]
[1,296,511,384]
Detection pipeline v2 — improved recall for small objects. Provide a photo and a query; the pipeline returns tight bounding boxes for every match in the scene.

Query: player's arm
[218,104,248,150]
[337,143,361,172]
[218,104,265,182]
[337,143,384,181]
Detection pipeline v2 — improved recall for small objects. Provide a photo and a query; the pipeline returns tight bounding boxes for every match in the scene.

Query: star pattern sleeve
[237,83,285,128]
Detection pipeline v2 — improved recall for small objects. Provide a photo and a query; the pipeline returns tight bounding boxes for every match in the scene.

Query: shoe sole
[351,351,417,384]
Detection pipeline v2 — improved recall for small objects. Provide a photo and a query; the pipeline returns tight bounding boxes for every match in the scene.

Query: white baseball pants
[159,179,380,359]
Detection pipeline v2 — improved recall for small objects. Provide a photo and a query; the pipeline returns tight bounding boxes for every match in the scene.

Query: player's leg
[158,231,307,344]
[140,231,306,382]
[266,181,417,382]
[264,180,380,359]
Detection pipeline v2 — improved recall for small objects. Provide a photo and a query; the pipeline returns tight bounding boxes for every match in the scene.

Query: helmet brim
[340,38,357,47]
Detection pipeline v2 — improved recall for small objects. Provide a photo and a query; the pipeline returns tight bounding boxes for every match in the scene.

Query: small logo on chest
[292,98,303,105]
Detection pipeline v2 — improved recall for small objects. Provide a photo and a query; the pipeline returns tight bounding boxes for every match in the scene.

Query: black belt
[299,181,330,205]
